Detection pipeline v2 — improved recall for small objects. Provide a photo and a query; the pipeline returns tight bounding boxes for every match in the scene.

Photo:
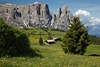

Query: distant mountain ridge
[0,2,73,31]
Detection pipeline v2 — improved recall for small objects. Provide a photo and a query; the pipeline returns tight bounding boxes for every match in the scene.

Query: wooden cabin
[45,38,61,44]
[45,40,55,44]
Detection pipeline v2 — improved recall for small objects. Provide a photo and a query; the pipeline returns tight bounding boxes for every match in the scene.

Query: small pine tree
[39,32,44,45]
[62,16,89,55]
[39,37,44,45]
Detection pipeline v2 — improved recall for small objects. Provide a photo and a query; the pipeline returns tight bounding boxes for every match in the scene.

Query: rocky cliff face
[51,6,73,30]
[0,3,73,31]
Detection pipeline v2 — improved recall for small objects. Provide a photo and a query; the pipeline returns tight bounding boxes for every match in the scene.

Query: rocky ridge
[0,2,73,31]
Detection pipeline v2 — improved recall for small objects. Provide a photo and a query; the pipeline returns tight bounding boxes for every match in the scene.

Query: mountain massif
[0,2,73,31]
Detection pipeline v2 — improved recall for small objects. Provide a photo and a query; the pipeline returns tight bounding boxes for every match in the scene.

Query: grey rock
[51,5,73,31]
[56,8,62,18]
[0,3,73,31]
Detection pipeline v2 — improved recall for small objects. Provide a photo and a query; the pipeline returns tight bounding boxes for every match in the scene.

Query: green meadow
[0,28,100,67]
[0,44,100,67]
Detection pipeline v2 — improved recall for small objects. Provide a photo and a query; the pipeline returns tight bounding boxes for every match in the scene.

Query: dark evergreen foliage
[39,37,44,45]
[62,16,90,55]
[0,18,32,57]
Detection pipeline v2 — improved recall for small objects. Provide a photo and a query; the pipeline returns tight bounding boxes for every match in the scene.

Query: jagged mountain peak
[0,3,73,31]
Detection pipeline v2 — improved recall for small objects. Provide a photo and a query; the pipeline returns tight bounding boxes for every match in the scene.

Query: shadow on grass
[6,48,43,58]
[24,49,43,58]
[88,54,100,57]
[0,18,43,58]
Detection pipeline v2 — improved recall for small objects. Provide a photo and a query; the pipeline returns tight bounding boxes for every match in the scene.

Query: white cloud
[89,17,100,25]
[75,9,90,16]
[75,9,100,36]
[33,2,41,4]
[86,6,100,12]
[75,9,100,26]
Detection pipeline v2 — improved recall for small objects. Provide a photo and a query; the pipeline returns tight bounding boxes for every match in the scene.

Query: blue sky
[1,0,100,15]
[0,0,100,36]
[0,0,100,17]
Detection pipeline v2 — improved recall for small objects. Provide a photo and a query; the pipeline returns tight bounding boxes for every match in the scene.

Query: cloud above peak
[75,9,90,16]
[33,2,41,4]
[89,17,100,25]
[75,9,100,26]
[75,9,100,36]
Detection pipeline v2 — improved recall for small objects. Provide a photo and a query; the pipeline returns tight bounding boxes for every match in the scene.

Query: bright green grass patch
[0,44,100,67]
[27,28,64,45]
[85,45,100,56]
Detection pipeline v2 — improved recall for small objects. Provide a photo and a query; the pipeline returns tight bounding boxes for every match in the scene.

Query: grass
[26,28,64,45]
[0,28,100,67]
[0,44,100,67]
[85,45,100,56]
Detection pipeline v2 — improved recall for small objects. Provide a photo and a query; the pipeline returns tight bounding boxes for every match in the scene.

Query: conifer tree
[62,16,89,55]
[39,32,44,45]
[0,18,31,57]
[39,37,44,45]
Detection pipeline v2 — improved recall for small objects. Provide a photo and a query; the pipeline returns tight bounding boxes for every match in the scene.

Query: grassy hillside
[89,35,100,45]
[0,43,100,67]
[21,28,100,45]
[0,25,100,67]
[23,28,65,45]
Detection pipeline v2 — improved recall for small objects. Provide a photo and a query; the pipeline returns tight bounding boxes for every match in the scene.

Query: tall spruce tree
[62,16,89,55]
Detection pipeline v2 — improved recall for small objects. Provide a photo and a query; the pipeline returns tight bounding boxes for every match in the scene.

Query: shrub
[0,18,31,57]
[39,37,44,45]
[62,16,90,55]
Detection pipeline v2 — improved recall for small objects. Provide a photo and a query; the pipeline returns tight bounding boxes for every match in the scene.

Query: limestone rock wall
[0,3,73,31]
